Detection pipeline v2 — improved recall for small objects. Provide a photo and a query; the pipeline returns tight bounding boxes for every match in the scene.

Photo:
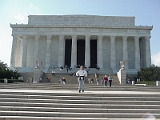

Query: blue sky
[0,0,160,66]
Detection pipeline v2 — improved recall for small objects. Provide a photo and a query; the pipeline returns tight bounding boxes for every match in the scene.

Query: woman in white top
[76,66,87,93]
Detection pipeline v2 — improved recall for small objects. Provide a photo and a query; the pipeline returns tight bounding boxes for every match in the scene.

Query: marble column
[45,35,52,68]
[134,36,140,69]
[122,36,128,69]
[97,36,103,68]
[10,34,17,68]
[71,35,77,68]
[22,35,28,67]
[145,36,151,67]
[85,35,90,67]
[34,35,39,67]
[58,35,65,67]
[110,36,116,69]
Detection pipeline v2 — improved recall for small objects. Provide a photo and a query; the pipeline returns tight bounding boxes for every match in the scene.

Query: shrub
[137,65,160,81]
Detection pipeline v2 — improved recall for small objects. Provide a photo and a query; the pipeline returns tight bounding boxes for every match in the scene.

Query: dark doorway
[77,40,85,66]
[65,39,72,67]
[90,40,97,68]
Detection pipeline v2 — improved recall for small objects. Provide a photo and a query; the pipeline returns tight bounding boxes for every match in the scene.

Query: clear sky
[0,0,160,66]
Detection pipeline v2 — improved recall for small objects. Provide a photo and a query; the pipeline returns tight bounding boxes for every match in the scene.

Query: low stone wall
[19,72,33,82]
[43,73,119,84]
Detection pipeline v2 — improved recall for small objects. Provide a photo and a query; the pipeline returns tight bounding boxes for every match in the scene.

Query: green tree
[0,61,20,79]
[137,65,160,81]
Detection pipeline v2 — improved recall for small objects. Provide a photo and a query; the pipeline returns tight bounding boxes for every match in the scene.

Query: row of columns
[10,34,151,69]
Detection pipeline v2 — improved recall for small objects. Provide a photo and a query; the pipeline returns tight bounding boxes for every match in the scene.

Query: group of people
[88,74,113,87]
[59,77,66,84]
[103,75,113,87]
[76,65,113,93]
[51,65,113,93]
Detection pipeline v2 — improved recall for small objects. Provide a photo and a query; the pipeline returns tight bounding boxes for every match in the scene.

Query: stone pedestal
[156,81,160,87]
[117,69,126,85]
[33,68,43,83]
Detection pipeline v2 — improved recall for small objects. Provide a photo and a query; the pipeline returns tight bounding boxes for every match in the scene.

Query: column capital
[59,35,65,39]
[47,35,52,40]
[122,36,128,40]
[35,35,40,38]
[145,36,151,40]
[71,35,77,39]
[22,35,29,40]
[85,35,90,39]
[12,34,17,40]
[98,35,103,40]
[110,36,116,39]
[134,36,140,39]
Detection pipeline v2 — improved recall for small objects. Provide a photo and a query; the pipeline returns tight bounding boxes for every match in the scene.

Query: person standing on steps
[108,75,113,87]
[95,72,99,85]
[76,65,87,93]
[103,75,108,87]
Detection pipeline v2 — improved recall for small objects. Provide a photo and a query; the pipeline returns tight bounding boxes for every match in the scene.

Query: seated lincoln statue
[35,59,40,68]
[120,61,125,69]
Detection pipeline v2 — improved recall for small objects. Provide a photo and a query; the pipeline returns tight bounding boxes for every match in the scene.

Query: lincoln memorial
[10,15,153,74]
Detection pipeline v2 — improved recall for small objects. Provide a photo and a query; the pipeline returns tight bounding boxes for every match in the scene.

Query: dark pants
[109,80,112,87]
[104,81,107,86]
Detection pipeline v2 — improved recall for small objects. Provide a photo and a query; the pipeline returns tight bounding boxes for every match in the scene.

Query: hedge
[0,79,24,83]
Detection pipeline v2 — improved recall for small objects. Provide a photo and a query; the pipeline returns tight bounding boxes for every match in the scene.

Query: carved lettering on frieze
[72,28,77,32]
[29,16,135,27]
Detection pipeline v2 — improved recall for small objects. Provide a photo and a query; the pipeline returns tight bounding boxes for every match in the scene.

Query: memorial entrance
[65,39,72,67]
[90,40,97,68]
[77,40,85,66]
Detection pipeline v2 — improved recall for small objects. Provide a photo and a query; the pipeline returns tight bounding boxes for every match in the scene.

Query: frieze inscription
[28,15,135,27]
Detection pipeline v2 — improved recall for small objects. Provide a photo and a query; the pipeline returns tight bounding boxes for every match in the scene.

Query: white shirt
[76,70,87,77]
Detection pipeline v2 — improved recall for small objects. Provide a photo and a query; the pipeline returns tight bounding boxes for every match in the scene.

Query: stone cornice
[10,24,153,30]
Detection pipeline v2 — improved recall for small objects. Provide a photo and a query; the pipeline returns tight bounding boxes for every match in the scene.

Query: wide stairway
[0,83,160,120]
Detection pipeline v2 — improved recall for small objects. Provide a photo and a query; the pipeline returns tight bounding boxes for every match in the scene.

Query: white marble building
[10,15,153,74]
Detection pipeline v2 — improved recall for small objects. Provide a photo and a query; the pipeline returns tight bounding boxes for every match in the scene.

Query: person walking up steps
[76,65,87,93]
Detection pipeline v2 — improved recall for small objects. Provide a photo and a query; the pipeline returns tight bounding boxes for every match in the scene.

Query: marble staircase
[0,83,160,120]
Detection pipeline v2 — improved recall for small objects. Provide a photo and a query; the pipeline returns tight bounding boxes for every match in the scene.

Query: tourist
[47,77,51,82]
[60,66,63,71]
[95,72,99,79]
[91,78,94,84]
[108,75,113,87]
[101,77,104,85]
[39,78,42,82]
[76,65,87,93]
[59,77,63,84]
[52,70,55,76]
[62,77,66,84]
[69,72,73,76]
[95,72,99,85]
[96,78,99,85]
[88,78,91,84]
[103,75,108,87]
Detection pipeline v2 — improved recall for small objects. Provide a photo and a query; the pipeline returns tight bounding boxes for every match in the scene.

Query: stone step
[1,106,159,113]
[1,84,159,119]
[0,84,159,92]
[0,106,159,114]
[1,116,158,120]
[1,102,159,109]
[1,98,159,105]
[1,94,159,100]
[0,93,159,99]
[1,111,160,118]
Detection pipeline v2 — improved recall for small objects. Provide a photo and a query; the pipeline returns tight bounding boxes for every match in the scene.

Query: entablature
[10,24,153,30]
